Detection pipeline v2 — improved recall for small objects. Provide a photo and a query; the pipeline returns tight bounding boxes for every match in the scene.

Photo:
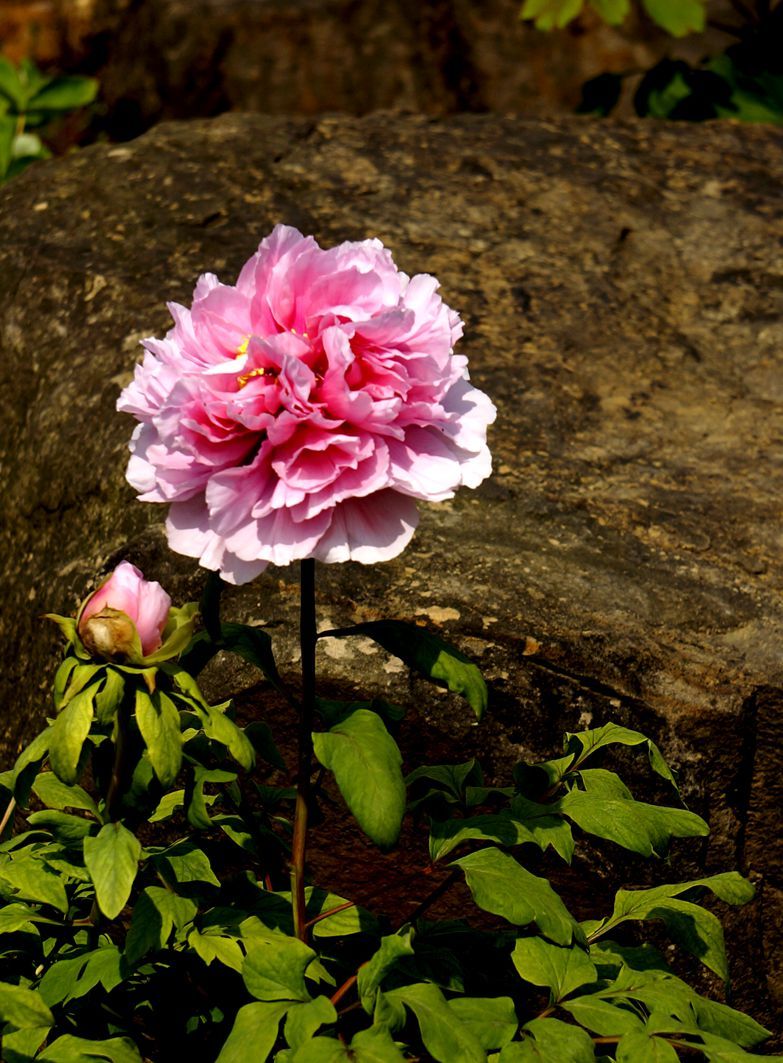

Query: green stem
[291,558,317,942]
[105,693,132,822]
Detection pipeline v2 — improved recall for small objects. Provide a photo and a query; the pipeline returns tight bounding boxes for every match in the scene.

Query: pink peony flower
[78,561,172,658]
[118,224,496,584]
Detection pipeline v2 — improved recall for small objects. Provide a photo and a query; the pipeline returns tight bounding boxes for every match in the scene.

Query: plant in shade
[0,229,777,1061]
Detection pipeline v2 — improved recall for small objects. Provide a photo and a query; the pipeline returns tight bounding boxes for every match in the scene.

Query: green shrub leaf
[384,982,485,1063]
[641,0,706,36]
[135,688,183,786]
[241,924,315,1002]
[0,981,54,1029]
[453,847,579,945]
[503,1017,596,1060]
[124,886,197,964]
[512,936,597,1000]
[83,822,141,919]
[32,773,99,817]
[564,723,678,790]
[313,710,405,849]
[37,1033,142,1062]
[519,0,584,31]
[49,686,95,785]
[358,929,416,1012]
[324,620,487,720]
[448,996,518,1051]
[557,790,708,856]
[217,1001,291,1062]
[616,1028,680,1061]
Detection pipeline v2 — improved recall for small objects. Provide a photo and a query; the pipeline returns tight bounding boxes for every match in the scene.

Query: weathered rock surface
[3,0,737,136]
[0,113,782,1033]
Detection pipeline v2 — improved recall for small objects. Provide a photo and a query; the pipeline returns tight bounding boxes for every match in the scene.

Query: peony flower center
[234,335,277,389]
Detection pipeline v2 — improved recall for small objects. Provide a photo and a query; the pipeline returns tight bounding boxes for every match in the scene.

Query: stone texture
[2,0,737,135]
[0,112,782,1034]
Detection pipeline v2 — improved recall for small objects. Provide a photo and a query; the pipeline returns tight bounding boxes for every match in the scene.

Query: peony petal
[313,490,419,564]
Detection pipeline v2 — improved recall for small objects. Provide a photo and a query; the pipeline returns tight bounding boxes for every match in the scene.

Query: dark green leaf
[590,0,630,24]
[83,822,141,919]
[135,688,183,786]
[197,702,255,770]
[557,790,708,857]
[560,995,645,1035]
[242,924,314,1002]
[510,795,575,862]
[153,839,219,888]
[327,620,487,720]
[565,723,678,790]
[216,1001,291,1062]
[304,887,379,939]
[616,1029,679,1062]
[693,997,770,1048]
[188,928,244,972]
[641,0,705,36]
[503,1017,596,1060]
[429,813,538,861]
[27,810,95,844]
[27,75,98,112]
[358,929,415,1012]
[245,720,286,770]
[49,687,95,785]
[285,996,338,1050]
[313,709,405,849]
[0,853,68,912]
[512,936,597,1000]
[453,847,579,945]
[0,981,54,1029]
[32,773,99,816]
[37,1033,142,1062]
[448,996,518,1050]
[0,58,26,109]
[93,669,125,724]
[0,902,58,935]
[519,0,584,31]
[384,982,485,1063]
[124,886,197,965]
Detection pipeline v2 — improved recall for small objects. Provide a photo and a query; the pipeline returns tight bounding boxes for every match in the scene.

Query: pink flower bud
[77,561,172,660]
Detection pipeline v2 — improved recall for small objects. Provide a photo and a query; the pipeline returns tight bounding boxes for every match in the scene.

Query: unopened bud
[79,607,138,662]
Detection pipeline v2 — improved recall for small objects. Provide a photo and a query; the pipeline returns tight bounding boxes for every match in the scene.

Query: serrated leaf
[358,929,416,1012]
[641,0,705,36]
[124,886,197,965]
[216,1001,291,1062]
[512,936,597,1001]
[557,790,708,857]
[242,924,314,1002]
[329,620,487,720]
[313,709,405,849]
[385,982,485,1063]
[135,688,182,786]
[453,847,579,945]
[83,822,141,919]
[449,996,518,1050]
[32,773,99,816]
[0,981,54,1029]
[49,686,95,785]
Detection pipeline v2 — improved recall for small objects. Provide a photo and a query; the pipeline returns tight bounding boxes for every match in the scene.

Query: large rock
[0,113,782,1033]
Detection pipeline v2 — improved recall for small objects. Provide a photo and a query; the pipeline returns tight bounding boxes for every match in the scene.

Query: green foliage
[0,57,97,183]
[0,580,775,1061]
[519,0,705,35]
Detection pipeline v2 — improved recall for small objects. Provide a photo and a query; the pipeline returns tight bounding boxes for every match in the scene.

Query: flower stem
[291,558,317,941]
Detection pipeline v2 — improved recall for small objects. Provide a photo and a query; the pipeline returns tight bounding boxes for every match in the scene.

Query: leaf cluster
[0,57,98,183]
[0,601,776,1061]
[519,0,706,36]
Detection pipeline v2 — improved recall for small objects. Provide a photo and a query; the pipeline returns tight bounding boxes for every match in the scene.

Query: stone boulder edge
[0,112,782,1033]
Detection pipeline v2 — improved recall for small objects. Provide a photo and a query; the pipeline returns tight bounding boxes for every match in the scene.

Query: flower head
[78,561,171,659]
[118,224,495,583]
